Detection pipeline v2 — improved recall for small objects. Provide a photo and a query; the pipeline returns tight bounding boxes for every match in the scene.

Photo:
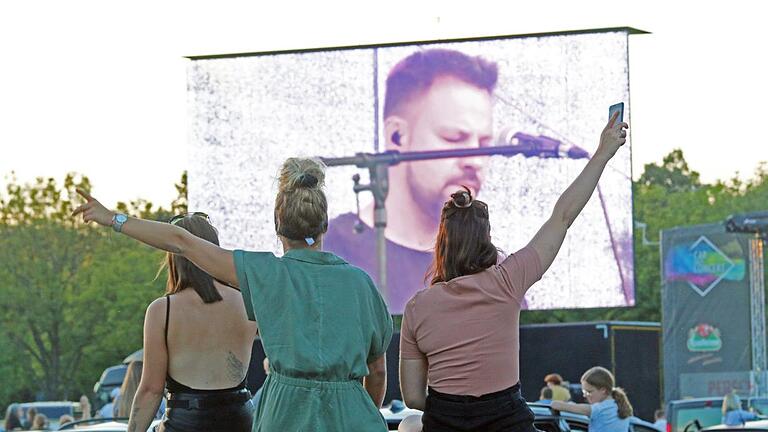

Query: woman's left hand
[72,188,115,227]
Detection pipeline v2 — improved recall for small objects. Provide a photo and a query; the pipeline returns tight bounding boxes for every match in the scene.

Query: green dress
[234,248,393,432]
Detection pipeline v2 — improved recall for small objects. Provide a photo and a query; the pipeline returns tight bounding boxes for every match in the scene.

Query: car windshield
[676,406,723,432]
[102,367,127,386]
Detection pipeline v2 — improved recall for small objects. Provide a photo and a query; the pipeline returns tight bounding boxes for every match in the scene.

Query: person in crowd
[538,387,554,405]
[3,404,23,431]
[105,213,256,431]
[98,388,120,418]
[653,408,667,430]
[72,157,393,431]
[721,391,757,426]
[79,395,92,420]
[398,114,628,432]
[545,373,572,401]
[116,360,165,420]
[552,366,633,432]
[30,413,48,430]
[24,407,37,429]
[58,414,75,427]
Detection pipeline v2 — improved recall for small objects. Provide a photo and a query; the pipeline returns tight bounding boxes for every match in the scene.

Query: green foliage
[0,173,185,409]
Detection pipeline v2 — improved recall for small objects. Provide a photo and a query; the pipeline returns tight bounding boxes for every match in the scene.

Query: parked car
[702,419,768,431]
[380,402,662,432]
[5,401,82,430]
[667,397,768,432]
[92,364,128,412]
[56,418,162,431]
[530,403,662,432]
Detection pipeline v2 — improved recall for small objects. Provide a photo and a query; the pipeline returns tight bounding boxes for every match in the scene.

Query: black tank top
[164,295,247,394]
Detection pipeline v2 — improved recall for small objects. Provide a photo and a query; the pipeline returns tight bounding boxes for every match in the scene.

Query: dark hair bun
[450,187,473,208]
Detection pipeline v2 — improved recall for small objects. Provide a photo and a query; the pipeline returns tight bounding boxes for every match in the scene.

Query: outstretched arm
[527,113,628,272]
[72,189,238,287]
[551,400,592,416]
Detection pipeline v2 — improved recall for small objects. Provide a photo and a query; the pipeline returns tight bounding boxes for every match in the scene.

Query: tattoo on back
[227,351,245,382]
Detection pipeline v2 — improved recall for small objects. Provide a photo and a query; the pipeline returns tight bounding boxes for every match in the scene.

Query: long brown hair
[426,187,499,284]
[582,366,633,419]
[274,158,328,243]
[158,215,222,303]
[117,361,143,418]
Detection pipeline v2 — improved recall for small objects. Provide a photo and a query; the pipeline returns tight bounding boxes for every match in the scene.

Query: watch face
[116,214,128,223]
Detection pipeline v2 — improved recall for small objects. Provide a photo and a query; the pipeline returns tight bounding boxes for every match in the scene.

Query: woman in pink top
[398,113,629,432]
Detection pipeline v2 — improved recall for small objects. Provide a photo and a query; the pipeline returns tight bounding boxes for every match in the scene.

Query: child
[722,391,757,426]
[551,367,633,432]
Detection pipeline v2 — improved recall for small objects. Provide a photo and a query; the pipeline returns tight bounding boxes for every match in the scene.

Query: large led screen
[187,29,635,313]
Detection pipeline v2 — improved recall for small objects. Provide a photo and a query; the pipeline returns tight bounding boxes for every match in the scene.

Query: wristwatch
[111,213,128,233]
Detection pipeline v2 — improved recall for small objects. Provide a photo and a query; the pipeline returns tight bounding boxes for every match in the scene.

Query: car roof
[704,419,768,431]
[670,397,726,404]
[62,421,128,431]
[17,401,78,406]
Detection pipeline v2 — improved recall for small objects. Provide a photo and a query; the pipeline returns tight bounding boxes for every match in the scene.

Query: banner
[662,223,752,401]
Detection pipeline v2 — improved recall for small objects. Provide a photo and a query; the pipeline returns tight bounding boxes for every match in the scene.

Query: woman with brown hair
[73,157,393,432]
[398,114,629,432]
[552,367,633,432]
[116,361,165,420]
[114,213,256,432]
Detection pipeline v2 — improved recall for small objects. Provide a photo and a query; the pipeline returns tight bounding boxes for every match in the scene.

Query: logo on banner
[665,236,744,296]
[687,323,722,352]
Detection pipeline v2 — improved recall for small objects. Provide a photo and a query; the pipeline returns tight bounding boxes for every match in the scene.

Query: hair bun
[298,173,319,188]
[450,187,473,208]
[278,158,326,192]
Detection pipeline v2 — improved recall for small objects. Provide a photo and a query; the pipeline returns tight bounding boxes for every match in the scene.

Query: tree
[638,148,701,192]
[0,173,165,402]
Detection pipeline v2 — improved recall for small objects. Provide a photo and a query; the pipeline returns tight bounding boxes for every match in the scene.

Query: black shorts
[422,383,537,432]
[156,389,253,432]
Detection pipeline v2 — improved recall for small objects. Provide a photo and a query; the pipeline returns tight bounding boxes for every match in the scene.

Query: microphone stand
[319,144,539,301]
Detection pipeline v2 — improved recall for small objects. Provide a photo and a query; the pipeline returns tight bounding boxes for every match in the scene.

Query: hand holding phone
[609,102,624,126]
[599,102,628,159]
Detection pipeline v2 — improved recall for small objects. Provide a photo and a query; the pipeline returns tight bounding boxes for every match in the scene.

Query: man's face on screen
[402,76,493,212]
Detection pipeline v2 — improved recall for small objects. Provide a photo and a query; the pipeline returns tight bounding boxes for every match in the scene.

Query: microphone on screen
[496,128,590,159]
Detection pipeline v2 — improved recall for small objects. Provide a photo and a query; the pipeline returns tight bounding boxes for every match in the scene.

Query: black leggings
[422,383,537,432]
[156,389,253,432]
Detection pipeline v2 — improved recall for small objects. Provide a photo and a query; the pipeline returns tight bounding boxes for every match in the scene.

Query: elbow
[138,380,165,398]
[403,393,425,411]
[369,365,387,382]
[168,227,188,255]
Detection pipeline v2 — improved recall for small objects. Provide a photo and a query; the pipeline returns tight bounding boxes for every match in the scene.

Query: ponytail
[612,387,634,419]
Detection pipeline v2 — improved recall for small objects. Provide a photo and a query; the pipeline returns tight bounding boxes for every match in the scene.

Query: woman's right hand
[72,189,115,227]
[595,111,629,160]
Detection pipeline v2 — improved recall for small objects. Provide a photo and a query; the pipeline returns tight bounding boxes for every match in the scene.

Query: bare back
[164,283,258,389]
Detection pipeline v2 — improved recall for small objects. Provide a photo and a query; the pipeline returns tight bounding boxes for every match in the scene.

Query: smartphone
[609,102,624,124]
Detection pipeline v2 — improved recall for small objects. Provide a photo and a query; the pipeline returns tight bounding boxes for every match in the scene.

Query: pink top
[400,246,543,397]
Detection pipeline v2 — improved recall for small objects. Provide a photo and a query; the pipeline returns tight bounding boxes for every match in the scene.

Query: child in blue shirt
[551,367,633,432]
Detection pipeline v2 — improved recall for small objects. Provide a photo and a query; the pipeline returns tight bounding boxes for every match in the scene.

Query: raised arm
[72,189,239,287]
[527,113,628,272]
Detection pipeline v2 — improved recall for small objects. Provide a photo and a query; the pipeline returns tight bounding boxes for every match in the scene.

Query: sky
[1,0,766,208]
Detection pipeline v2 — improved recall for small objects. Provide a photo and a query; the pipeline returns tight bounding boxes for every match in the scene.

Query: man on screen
[324,48,501,313]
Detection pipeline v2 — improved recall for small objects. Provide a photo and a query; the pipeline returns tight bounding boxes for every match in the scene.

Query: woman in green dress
[73,157,393,432]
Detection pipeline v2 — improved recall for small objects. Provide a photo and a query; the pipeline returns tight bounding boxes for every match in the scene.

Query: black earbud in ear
[391,131,402,146]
